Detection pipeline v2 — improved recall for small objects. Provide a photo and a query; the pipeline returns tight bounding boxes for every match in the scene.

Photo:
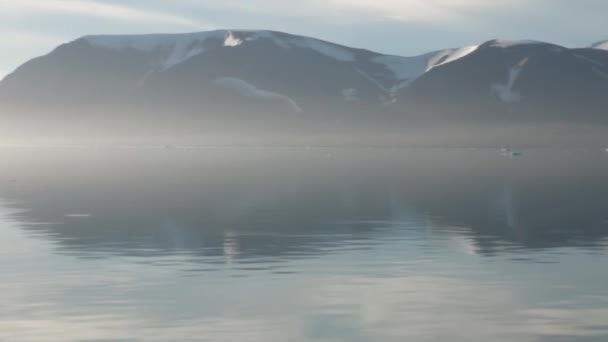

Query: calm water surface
[1,147,608,341]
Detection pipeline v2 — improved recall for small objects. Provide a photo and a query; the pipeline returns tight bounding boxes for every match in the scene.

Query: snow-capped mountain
[1,30,608,144]
[75,30,474,99]
[0,30,457,114]
[591,40,608,50]
[398,39,608,123]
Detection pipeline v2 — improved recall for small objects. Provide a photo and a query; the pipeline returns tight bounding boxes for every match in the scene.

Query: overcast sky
[1,0,607,78]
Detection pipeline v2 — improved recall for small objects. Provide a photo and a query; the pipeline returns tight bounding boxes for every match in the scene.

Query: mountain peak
[487,39,544,47]
[79,29,365,71]
[475,39,567,51]
[591,40,608,50]
[80,29,298,48]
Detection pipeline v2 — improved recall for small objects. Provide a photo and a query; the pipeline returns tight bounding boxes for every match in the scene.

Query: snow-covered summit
[77,30,495,94]
[79,29,479,97]
[82,30,312,52]
[372,52,435,86]
[591,40,608,50]
[482,39,566,53]
[81,30,362,71]
[488,39,544,48]
[427,46,479,70]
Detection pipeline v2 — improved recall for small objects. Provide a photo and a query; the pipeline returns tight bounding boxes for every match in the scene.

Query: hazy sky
[1,0,607,78]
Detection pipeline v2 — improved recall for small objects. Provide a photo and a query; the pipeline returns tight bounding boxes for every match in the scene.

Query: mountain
[0,30,453,121]
[398,40,608,124]
[591,40,608,50]
[1,30,608,145]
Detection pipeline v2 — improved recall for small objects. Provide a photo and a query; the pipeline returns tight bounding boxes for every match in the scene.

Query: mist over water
[0,147,608,341]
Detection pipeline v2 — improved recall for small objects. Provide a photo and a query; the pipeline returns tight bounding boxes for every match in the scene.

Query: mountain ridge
[1,30,608,145]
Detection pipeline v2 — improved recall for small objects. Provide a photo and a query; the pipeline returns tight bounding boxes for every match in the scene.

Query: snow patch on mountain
[491,58,528,103]
[214,77,303,113]
[591,40,608,50]
[489,40,542,48]
[373,54,430,81]
[427,46,478,71]
[224,31,243,47]
[367,49,480,96]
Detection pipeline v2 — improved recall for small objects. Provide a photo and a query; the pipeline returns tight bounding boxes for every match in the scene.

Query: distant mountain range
[1,30,608,145]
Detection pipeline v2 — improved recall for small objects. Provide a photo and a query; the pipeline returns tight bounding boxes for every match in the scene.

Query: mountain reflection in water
[0,147,607,341]
[2,147,607,256]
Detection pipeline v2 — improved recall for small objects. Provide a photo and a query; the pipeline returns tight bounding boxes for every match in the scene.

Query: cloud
[0,0,215,79]
[344,0,523,21]
[0,0,208,28]
[176,0,526,24]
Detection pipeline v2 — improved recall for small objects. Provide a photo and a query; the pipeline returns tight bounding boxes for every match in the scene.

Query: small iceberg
[500,148,522,157]
[510,151,522,157]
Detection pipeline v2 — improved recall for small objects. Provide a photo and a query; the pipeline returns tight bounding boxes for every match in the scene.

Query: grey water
[1,147,608,341]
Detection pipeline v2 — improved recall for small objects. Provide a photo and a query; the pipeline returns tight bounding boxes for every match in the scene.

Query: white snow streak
[427,46,478,71]
[491,58,528,103]
[373,54,429,81]
[223,31,243,47]
[591,41,608,50]
[373,48,478,95]
[489,40,540,48]
[214,77,303,113]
